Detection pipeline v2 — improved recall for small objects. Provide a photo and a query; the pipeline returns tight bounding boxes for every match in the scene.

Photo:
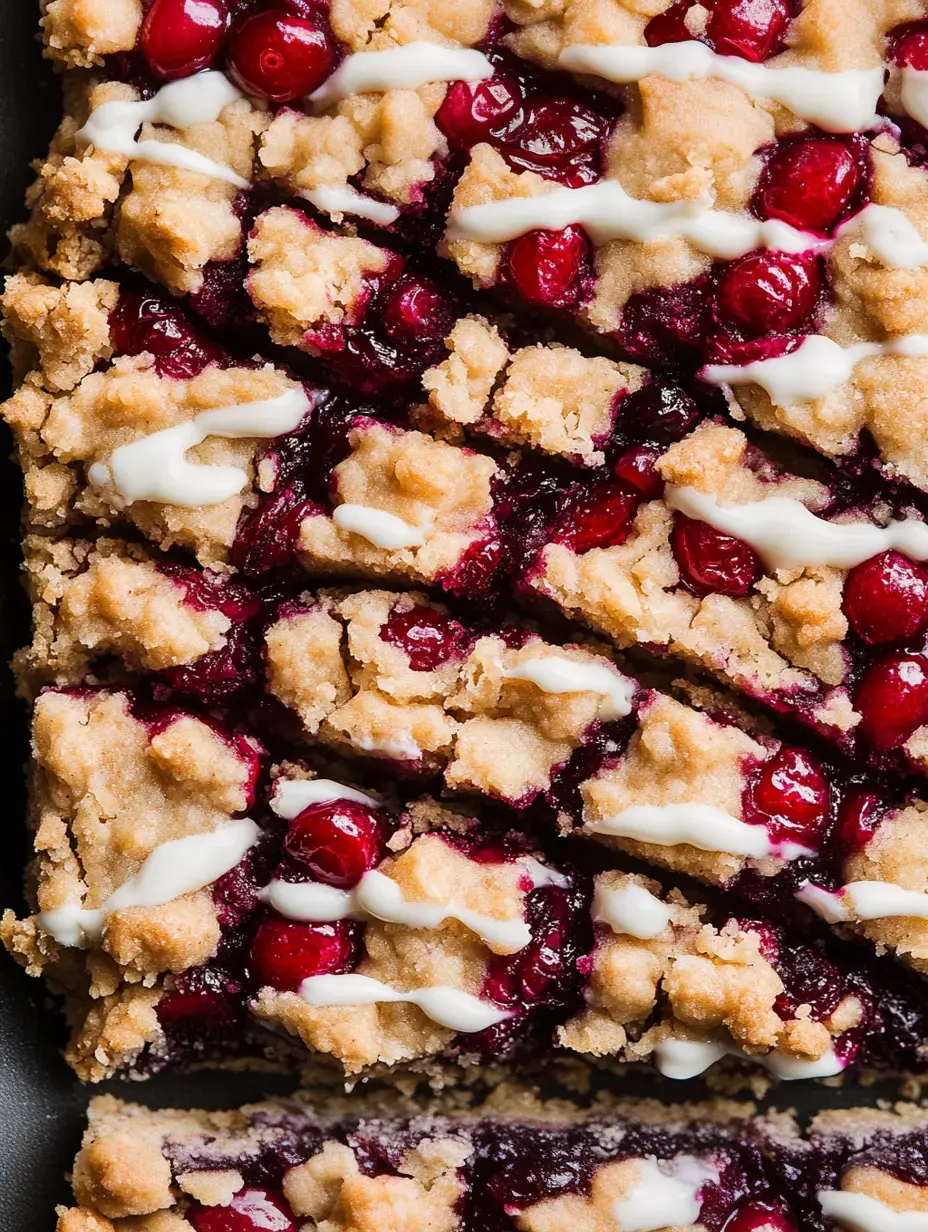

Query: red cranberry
[756,138,861,233]
[855,651,928,751]
[716,252,820,334]
[723,1201,798,1232]
[140,0,227,80]
[893,24,928,70]
[381,604,464,670]
[249,917,356,991]
[188,1188,295,1232]
[111,290,220,379]
[671,514,762,597]
[747,747,830,847]
[646,0,792,61]
[501,99,608,187]
[435,76,523,148]
[284,800,386,887]
[612,446,663,498]
[620,278,710,365]
[381,276,454,346]
[843,550,928,645]
[157,986,235,1030]
[620,383,700,446]
[507,226,590,309]
[227,10,336,102]
[557,480,640,553]
[483,888,571,1008]
[836,788,882,851]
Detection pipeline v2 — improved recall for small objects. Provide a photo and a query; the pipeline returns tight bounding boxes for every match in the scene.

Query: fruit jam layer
[12,277,928,786]
[60,1093,811,1232]
[24,0,928,497]
[23,529,928,983]
[8,683,928,1085]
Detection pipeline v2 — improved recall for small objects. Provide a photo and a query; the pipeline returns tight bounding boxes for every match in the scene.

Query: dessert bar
[55,1092,797,1232]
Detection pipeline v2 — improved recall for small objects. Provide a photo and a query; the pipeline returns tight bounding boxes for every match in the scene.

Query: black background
[0,11,918,1229]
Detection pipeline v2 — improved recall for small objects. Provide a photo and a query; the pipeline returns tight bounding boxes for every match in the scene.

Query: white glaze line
[702,333,928,409]
[499,655,636,720]
[270,777,380,820]
[356,729,423,761]
[613,1156,718,1232]
[653,1034,845,1080]
[664,485,928,571]
[585,802,810,861]
[447,177,822,260]
[332,503,426,549]
[902,65,928,131]
[557,42,883,133]
[593,880,676,939]
[39,818,260,947]
[301,184,401,225]
[77,72,248,186]
[298,972,511,1031]
[88,388,312,507]
[310,44,493,109]
[797,880,928,924]
[842,203,928,270]
[819,1189,928,1231]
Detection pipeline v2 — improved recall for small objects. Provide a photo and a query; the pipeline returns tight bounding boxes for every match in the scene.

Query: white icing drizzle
[902,66,928,130]
[356,729,423,761]
[301,185,401,225]
[298,972,511,1031]
[841,203,928,270]
[499,655,636,720]
[270,777,380,820]
[797,880,928,924]
[447,178,821,260]
[76,71,249,186]
[702,333,928,408]
[585,802,810,861]
[263,855,566,943]
[612,1156,718,1232]
[310,44,494,109]
[557,42,883,133]
[39,818,260,947]
[819,1189,928,1232]
[653,1034,845,1081]
[88,388,312,507]
[593,880,676,939]
[332,503,426,549]
[664,485,928,572]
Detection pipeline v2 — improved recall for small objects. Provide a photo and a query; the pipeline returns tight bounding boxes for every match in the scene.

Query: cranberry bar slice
[23,535,928,981]
[56,1091,797,1232]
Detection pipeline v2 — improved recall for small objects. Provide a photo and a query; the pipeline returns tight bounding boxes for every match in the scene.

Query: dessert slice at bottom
[55,1091,796,1232]
[6,687,928,1085]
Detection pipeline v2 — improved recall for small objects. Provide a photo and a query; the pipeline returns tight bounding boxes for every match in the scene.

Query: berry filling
[645,0,795,62]
[505,226,593,310]
[671,514,762,597]
[111,288,222,379]
[715,252,821,335]
[282,800,387,887]
[843,550,928,644]
[552,479,641,553]
[187,1187,296,1232]
[226,10,336,102]
[140,0,228,80]
[249,916,359,991]
[754,137,865,234]
[744,748,831,849]
[854,650,928,752]
[381,604,467,671]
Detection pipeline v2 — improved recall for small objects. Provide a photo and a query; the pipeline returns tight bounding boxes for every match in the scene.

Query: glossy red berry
[558,481,640,553]
[250,917,356,991]
[855,651,928,751]
[381,275,455,345]
[227,10,336,102]
[706,0,793,60]
[187,1187,296,1232]
[835,788,882,851]
[644,0,698,47]
[501,99,607,187]
[381,604,464,670]
[843,550,928,645]
[747,747,830,847]
[612,446,663,498]
[140,0,227,80]
[716,252,820,334]
[723,1201,798,1232]
[284,800,386,887]
[671,514,762,597]
[435,76,523,148]
[757,138,860,233]
[620,383,700,446]
[507,226,589,308]
[156,986,235,1030]
[893,24,928,70]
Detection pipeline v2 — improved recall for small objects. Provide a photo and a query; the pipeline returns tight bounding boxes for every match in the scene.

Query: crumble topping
[580,694,766,884]
[42,0,142,66]
[2,355,301,564]
[1,690,253,987]
[839,1165,928,1214]
[247,206,393,344]
[297,422,498,584]
[264,607,353,733]
[421,316,510,432]
[330,0,497,49]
